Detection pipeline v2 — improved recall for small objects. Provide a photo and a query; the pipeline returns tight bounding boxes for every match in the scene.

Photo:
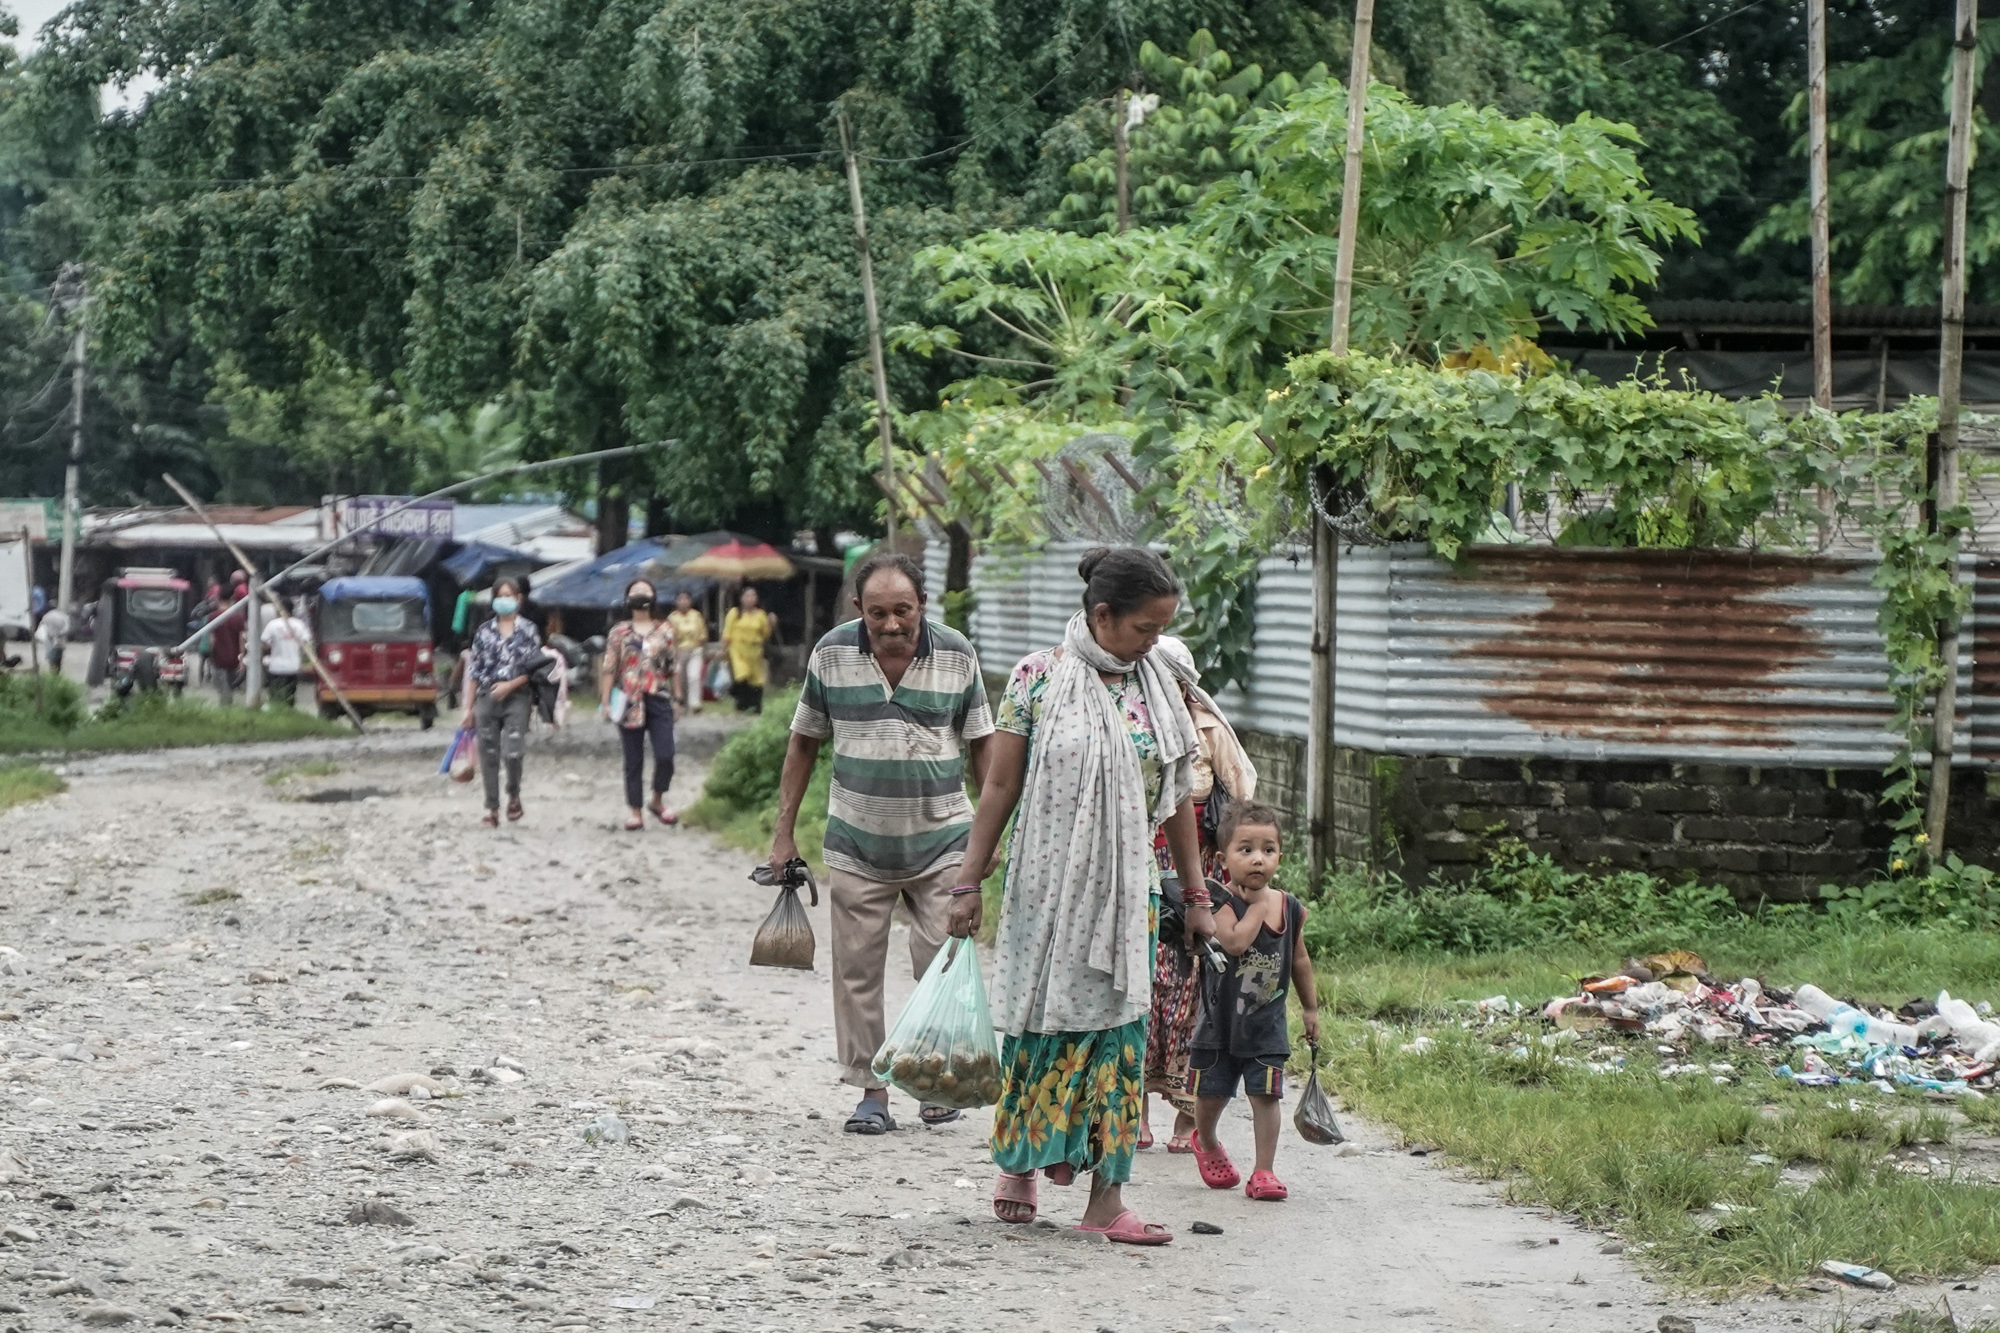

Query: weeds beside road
[1310,849,2000,1296]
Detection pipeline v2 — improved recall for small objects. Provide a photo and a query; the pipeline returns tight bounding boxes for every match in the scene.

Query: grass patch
[685,687,831,865]
[266,759,342,786]
[1306,845,2000,1291]
[0,763,65,810]
[67,693,344,751]
[183,887,240,905]
[1,679,346,754]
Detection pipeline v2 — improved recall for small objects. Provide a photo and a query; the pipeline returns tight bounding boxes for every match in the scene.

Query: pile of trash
[1537,952,2000,1097]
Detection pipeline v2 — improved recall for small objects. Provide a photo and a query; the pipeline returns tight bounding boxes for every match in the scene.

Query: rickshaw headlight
[416,648,432,665]
[326,648,343,665]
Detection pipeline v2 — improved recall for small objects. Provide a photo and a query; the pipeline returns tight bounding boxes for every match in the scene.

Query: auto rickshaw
[86,568,194,695]
[313,576,438,726]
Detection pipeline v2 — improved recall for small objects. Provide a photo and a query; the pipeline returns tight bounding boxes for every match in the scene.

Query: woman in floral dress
[948,547,1214,1245]
[598,578,681,830]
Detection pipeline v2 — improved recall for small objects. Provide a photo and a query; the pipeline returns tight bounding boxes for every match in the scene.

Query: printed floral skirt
[1144,941,1200,1114]
[990,1020,1147,1185]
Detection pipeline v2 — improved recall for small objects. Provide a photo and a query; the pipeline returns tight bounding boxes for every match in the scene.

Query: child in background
[1186,801,1317,1201]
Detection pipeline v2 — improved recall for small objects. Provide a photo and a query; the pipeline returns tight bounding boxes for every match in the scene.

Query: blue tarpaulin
[530,541,717,610]
[319,576,431,617]
[440,540,536,585]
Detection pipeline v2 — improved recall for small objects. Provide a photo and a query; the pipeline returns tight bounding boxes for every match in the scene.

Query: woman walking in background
[949,547,1214,1244]
[721,585,777,713]
[1139,636,1258,1154]
[463,576,540,826]
[666,590,709,714]
[600,578,681,830]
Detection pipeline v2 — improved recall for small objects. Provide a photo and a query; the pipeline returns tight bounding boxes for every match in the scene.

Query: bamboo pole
[1925,0,1979,853]
[1327,0,1375,357]
[839,109,899,547]
[1808,0,1832,412]
[163,474,366,732]
[1309,0,1373,888]
[1114,91,1132,233]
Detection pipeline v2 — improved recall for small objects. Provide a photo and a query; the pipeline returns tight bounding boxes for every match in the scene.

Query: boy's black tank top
[1192,879,1302,1058]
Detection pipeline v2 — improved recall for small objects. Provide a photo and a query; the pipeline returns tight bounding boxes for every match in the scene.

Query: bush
[0,670,86,731]
[1821,855,2000,931]
[696,686,802,811]
[1304,840,1746,959]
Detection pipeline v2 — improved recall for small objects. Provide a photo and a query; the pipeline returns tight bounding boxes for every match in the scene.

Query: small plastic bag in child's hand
[870,939,1002,1109]
[1294,1043,1344,1145]
[748,859,818,970]
[447,730,478,784]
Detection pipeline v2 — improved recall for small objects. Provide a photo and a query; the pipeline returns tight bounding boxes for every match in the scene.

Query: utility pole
[1114,90,1132,233]
[1926,0,1979,853]
[245,574,264,709]
[1308,0,1374,890]
[839,109,898,547]
[59,323,84,615]
[56,263,88,617]
[1807,0,1832,412]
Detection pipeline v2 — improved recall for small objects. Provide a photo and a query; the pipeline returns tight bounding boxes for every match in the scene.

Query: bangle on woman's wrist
[949,884,983,896]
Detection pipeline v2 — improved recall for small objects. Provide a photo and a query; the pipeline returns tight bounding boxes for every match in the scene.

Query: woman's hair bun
[1077,546,1112,582]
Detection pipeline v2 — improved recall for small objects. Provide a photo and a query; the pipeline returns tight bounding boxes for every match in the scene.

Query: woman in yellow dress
[721,586,778,713]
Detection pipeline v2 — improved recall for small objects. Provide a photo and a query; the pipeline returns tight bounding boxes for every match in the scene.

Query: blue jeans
[621,693,676,808]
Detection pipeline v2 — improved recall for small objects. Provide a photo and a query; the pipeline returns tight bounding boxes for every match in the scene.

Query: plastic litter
[577,1113,630,1145]
[1533,962,1995,1098]
[1819,1260,1895,1291]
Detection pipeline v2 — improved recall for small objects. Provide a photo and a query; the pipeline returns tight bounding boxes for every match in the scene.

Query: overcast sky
[6,0,69,53]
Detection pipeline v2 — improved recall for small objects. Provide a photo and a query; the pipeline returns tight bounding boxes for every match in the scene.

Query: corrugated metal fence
[944,540,1989,769]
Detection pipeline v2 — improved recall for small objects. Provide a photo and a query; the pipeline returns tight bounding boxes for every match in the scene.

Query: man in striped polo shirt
[772,550,993,1134]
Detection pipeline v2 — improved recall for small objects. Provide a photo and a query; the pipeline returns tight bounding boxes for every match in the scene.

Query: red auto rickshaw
[313,576,438,726]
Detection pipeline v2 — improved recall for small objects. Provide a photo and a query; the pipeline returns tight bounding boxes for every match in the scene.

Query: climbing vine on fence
[1232,352,1968,866]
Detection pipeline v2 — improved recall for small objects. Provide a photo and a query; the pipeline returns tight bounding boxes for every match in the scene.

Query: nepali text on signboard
[338,496,456,541]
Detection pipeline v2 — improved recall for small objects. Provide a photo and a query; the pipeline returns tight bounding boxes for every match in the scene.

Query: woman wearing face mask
[599,578,681,831]
[462,577,541,826]
[949,546,1214,1244]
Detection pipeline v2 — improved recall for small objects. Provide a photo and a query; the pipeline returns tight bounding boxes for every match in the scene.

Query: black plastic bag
[1293,1041,1344,1145]
[749,858,819,970]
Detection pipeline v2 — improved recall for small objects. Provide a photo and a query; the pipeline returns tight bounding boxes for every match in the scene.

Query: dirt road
[0,718,1937,1332]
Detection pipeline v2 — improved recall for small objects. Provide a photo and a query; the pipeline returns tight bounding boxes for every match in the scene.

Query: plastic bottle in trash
[1793,985,1919,1047]
[1820,1261,1896,1291]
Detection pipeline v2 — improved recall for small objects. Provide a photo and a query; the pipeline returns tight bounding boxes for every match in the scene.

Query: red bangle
[1184,888,1211,908]
[949,884,984,896]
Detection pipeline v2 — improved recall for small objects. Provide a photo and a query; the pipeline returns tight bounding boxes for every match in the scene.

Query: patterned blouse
[604,620,677,727]
[466,616,543,690]
[996,646,1166,853]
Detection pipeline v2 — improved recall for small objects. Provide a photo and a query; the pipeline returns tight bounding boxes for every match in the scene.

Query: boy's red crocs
[1190,1130,1240,1190]
[1245,1169,1288,1201]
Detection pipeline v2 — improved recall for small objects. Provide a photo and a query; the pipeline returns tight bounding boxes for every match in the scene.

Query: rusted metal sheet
[963,539,1972,768]
[1336,545,1970,767]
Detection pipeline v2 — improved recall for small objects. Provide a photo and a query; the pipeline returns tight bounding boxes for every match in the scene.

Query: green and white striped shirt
[791,618,994,881]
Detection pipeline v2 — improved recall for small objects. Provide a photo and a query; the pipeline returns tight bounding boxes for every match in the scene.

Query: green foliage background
[0,0,1977,529]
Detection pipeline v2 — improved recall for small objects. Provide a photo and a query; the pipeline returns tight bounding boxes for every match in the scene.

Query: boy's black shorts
[1186,1048,1285,1100]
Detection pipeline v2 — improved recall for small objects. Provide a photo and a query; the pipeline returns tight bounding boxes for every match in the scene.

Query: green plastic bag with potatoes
[871,939,1002,1109]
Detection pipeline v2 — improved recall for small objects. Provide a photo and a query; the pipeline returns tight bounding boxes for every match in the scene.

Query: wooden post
[1807,0,1832,412]
[1327,0,1375,356]
[839,109,898,546]
[1308,0,1373,889]
[1925,0,1979,853]
[1114,90,1132,233]
[163,474,366,731]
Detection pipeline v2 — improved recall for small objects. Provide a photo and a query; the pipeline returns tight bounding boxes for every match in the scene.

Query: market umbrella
[677,538,795,581]
[531,540,717,610]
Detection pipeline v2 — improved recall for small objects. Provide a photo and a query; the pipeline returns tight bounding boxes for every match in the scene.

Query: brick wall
[1234,741,2000,903]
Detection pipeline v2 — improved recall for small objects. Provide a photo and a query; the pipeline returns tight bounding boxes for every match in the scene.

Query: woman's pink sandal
[1190,1131,1240,1190]
[1074,1210,1172,1245]
[992,1171,1037,1223]
[1245,1169,1289,1201]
